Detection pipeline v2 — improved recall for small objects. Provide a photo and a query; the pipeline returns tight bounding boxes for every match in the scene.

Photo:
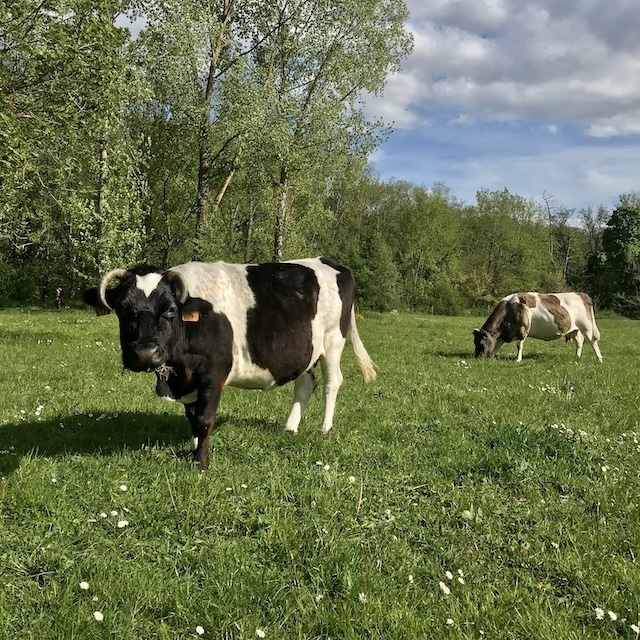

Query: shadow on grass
[0,411,281,476]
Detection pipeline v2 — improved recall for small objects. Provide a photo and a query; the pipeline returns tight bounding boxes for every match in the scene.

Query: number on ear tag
[181,310,200,323]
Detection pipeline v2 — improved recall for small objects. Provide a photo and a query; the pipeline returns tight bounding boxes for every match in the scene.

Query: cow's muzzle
[124,345,165,372]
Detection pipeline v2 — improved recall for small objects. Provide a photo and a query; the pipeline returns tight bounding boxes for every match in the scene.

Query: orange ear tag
[181,310,200,323]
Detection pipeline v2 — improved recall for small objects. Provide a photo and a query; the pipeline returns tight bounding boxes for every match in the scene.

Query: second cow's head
[83,266,188,372]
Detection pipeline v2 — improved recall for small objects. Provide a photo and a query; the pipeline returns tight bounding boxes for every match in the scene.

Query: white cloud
[378,0,640,136]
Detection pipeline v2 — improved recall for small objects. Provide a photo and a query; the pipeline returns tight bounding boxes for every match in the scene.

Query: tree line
[1,0,639,314]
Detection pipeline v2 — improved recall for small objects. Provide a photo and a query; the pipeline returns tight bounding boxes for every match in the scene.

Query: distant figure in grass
[473,292,603,362]
[83,257,376,471]
[54,286,65,311]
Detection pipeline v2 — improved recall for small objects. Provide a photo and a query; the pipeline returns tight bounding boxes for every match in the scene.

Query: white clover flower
[348,476,356,483]
[408,574,414,583]
[315,593,324,602]
[446,618,454,626]
[595,608,605,620]
[117,520,129,528]
[256,630,266,638]
[632,624,640,635]
[445,571,453,580]
[439,581,451,595]
[226,487,233,491]
[461,510,473,520]
[51,478,57,483]
[608,611,618,621]
[79,581,90,590]
[100,512,108,518]
[358,592,367,603]
[92,595,99,602]
[323,464,330,471]
[195,625,205,636]
[457,569,464,577]
[119,485,127,492]
[241,484,248,489]
[110,510,118,517]
[93,611,104,622]
[315,461,323,466]
[458,577,465,584]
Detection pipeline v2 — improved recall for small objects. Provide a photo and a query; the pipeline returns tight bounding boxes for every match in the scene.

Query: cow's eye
[162,308,177,320]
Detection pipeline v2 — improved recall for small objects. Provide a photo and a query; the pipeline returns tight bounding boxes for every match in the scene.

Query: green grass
[1,308,640,639]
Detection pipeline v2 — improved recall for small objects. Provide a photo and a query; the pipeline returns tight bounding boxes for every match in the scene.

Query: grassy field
[1,307,640,639]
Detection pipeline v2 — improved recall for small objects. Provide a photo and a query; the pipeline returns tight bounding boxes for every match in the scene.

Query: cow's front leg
[184,402,199,452]
[191,379,224,471]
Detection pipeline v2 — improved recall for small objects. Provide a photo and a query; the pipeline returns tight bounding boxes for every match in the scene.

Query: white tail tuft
[349,307,376,382]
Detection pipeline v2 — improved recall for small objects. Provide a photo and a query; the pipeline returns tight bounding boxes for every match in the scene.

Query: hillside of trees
[2,1,640,314]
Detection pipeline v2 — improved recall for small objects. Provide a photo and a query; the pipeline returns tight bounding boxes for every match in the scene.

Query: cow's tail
[349,307,377,382]
[590,300,601,341]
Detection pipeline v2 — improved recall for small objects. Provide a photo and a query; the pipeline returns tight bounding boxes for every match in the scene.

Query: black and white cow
[83,257,376,469]
[473,291,603,362]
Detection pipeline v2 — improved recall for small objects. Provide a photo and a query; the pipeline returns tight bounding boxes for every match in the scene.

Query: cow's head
[473,328,496,358]
[83,266,188,372]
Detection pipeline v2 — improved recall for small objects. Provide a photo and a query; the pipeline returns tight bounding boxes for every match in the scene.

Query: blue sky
[367,0,640,211]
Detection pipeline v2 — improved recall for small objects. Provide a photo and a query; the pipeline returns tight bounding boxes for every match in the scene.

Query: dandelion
[446,618,454,626]
[117,520,129,528]
[79,582,90,590]
[93,611,104,622]
[348,476,356,483]
[119,484,127,492]
[256,630,266,638]
[445,571,453,580]
[358,592,367,603]
[608,611,618,621]
[439,581,451,595]
[195,626,205,636]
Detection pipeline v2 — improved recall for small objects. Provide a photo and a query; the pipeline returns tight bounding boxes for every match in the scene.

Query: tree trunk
[273,168,288,262]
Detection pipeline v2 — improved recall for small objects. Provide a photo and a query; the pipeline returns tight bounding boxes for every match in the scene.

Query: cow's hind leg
[583,328,603,362]
[319,339,345,434]
[284,371,317,434]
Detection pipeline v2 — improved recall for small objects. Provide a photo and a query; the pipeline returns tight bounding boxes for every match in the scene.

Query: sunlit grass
[1,308,639,639]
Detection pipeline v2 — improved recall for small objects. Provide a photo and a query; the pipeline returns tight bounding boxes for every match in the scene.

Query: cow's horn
[98,268,128,310]
[164,270,189,304]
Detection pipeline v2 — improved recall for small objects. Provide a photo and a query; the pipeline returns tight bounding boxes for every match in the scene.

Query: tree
[595,193,640,312]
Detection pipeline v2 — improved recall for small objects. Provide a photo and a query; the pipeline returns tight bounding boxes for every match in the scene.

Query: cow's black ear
[164,271,188,304]
[83,287,111,316]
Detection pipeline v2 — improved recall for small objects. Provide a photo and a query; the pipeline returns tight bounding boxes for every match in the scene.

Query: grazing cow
[83,257,376,470]
[473,292,603,362]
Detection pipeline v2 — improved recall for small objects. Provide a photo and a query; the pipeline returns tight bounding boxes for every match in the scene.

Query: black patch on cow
[156,296,234,401]
[245,263,319,386]
[320,256,356,337]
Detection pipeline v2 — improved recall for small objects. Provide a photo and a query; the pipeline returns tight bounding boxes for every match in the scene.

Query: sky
[366,0,640,211]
